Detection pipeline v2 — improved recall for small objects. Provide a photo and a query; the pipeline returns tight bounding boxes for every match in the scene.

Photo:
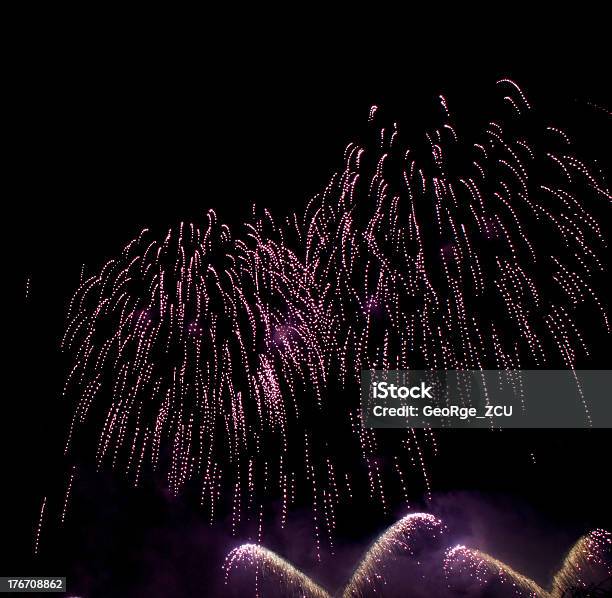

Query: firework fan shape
[224,544,331,598]
[224,520,611,597]
[341,512,444,597]
[444,529,612,597]
[61,80,610,546]
[224,512,444,598]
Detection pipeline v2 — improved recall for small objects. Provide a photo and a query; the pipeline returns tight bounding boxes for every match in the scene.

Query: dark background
[5,19,611,598]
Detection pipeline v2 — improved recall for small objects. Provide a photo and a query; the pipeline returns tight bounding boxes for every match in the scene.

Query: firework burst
[283,79,609,380]
[62,210,327,530]
[248,78,610,533]
[60,79,610,548]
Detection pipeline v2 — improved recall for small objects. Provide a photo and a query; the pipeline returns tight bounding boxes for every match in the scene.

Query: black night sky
[6,20,612,598]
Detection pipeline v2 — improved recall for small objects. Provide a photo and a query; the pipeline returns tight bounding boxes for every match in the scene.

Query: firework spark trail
[341,512,444,598]
[444,544,546,596]
[444,529,612,597]
[550,529,612,596]
[223,543,331,598]
[60,467,76,525]
[33,496,46,556]
[285,79,609,379]
[62,209,333,538]
[60,80,610,546]
[270,79,610,483]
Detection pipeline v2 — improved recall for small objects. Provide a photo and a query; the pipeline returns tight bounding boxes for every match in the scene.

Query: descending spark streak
[61,467,76,525]
[34,497,46,556]
[224,543,331,598]
[342,512,444,598]
[444,529,612,597]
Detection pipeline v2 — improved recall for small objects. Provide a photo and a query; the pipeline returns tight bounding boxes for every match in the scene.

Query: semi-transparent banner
[361,370,612,428]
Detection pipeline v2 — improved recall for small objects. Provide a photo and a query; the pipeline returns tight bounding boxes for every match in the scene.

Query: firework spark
[444,529,612,597]
[444,544,546,596]
[224,543,330,598]
[550,529,612,596]
[342,512,444,597]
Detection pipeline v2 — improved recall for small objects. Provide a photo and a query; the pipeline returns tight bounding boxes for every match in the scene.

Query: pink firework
[60,79,610,549]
